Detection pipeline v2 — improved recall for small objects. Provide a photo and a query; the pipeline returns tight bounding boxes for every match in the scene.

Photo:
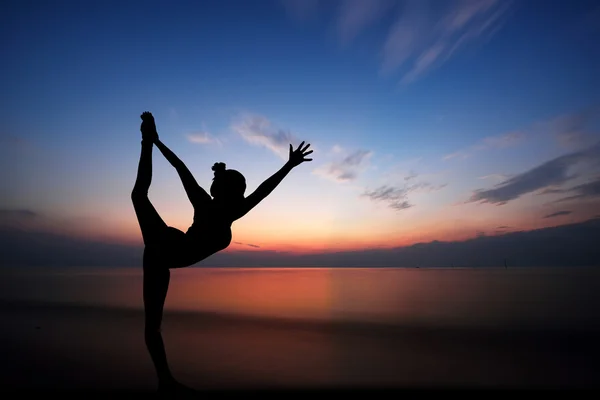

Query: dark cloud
[469,142,600,205]
[555,177,600,203]
[0,227,141,268]
[496,225,511,229]
[362,185,414,210]
[2,218,600,268]
[363,182,446,211]
[544,211,572,219]
[0,209,38,219]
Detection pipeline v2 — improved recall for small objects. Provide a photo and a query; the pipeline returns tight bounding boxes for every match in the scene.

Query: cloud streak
[444,131,523,160]
[233,241,261,248]
[382,0,511,84]
[313,149,372,182]
[231,114,300,159]
[363,185,414,210]
[186,131,220,145]
[544,211,572,219]
[363,180,447,211]
[468,142,600,205]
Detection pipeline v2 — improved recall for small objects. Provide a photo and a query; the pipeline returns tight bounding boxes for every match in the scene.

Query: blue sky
[1,0,599,255]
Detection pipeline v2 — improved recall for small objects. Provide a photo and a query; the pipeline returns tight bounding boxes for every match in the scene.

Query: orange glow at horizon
[21,195,600,256]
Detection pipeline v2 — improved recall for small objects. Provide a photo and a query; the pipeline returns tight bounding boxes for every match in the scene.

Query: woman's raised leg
[131,139,167,245]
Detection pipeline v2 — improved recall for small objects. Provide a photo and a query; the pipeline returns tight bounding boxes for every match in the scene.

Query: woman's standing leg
[143,253,175,387]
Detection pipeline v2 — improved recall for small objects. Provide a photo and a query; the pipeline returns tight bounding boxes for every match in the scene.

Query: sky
[1,0,600,263]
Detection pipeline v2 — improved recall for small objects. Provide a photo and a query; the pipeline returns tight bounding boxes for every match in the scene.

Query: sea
[1,266,599,391]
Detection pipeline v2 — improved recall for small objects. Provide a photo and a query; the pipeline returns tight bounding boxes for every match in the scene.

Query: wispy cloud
[404,170,418,181]
[313,149,372,182]
[534,106,600,149]
[231,114,301,159]
[467,142,600,205]
[544,210,572,219]
[538,187,566,195]
[382,0,512,84]
[446,106,600,161]
[363,185,414,210]
[282,0,512,85]
[336,0,395,44]
[479,173,511,180]
[186,131,220,145]
[233,241,261,248]
[363,179,447,211]
[444,131,523,160]
[331,144,344,154]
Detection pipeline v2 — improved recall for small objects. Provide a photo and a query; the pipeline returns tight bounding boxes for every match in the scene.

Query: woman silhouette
[131,112,312,392]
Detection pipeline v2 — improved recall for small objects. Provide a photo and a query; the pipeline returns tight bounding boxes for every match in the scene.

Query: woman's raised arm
[232,142,312,220]
[141,112,210,206]
[154,139,212,206]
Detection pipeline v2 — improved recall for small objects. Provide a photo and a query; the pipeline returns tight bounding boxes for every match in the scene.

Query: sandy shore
[1,300,599,394]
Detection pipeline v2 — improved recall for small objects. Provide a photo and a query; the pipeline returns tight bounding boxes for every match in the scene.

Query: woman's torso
[148,201,233,269]
[184,202,233,263]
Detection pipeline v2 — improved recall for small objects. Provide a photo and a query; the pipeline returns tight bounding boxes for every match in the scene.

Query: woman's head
[210,162,246,201]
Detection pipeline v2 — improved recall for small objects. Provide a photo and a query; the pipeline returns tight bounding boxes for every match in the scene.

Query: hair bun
[212,162,226,176]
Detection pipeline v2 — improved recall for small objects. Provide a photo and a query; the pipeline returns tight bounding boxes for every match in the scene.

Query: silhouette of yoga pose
[131,111,312,392]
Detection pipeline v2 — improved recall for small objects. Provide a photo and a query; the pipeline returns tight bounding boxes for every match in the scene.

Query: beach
[1,267,599,392]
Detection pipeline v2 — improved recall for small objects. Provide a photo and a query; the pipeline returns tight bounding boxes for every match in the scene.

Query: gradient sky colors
[1,0,599,258]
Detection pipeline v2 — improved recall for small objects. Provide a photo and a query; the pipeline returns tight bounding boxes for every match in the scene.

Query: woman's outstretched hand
[288,141,313,168]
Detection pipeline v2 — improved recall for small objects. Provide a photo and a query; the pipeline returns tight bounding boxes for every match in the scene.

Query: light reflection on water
[1,266,600,329]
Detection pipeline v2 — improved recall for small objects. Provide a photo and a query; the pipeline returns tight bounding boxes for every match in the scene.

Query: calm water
[2,267,600,390]
[2,266,599,330]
